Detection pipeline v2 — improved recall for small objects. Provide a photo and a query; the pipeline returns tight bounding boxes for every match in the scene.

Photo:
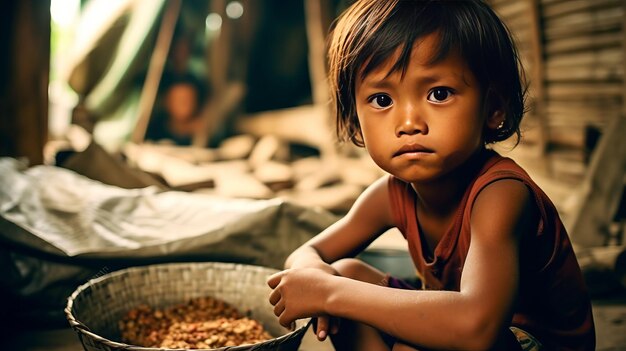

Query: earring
[497,120,505,130]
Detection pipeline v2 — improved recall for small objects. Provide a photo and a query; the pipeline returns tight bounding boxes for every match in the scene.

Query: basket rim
[64,261,311,351]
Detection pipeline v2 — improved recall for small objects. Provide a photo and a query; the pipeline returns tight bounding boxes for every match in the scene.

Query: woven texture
[65,262,310,351]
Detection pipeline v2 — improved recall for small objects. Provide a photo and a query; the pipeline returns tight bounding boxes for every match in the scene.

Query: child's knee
[392,342,420,351]
[331,258,368,279]
[331,258,364,279]
[331,258,385,284]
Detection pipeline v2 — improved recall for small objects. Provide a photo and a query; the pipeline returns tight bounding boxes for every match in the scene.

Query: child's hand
[267,268,336,329]
[294,260,338,277]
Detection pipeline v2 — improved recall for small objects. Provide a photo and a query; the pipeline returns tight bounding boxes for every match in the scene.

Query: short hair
[162,73,209,98]
[327,0,527,147]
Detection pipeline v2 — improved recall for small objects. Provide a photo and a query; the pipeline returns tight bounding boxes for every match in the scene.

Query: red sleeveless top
[387,150,595,350]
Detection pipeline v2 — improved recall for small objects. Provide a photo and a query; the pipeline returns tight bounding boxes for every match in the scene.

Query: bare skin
[268,33,538,350]
[164,83,205,137]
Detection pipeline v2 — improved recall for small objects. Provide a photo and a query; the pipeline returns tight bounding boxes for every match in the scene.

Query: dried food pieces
[119,296,272,348]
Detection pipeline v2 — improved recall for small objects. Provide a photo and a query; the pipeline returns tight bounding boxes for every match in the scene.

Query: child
[145,74,207,145]
[267,0,595,350]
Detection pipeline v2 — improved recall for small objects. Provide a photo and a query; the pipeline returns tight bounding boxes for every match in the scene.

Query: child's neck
[411,149,489,255]
[411,148,488,217]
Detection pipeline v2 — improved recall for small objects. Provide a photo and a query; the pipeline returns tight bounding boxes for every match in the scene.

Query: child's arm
[284,175,395,271]
[269,179,537,350]
[271,175,394,340]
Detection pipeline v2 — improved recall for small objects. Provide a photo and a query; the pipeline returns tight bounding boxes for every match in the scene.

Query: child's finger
[273,300,285,317]
[316,316,330,341]
[268,288,281,306]
[266,270,285,288]
[279,316,295,329]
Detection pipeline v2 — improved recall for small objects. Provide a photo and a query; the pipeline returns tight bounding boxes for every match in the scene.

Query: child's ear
[484,89,506,131]
[486,109,505,131]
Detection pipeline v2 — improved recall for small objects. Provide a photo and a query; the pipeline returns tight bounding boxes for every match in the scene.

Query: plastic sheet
[0,157,336,326]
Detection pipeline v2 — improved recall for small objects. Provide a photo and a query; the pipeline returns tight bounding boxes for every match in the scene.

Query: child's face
[355,33,498,183]
[165,83,199,122]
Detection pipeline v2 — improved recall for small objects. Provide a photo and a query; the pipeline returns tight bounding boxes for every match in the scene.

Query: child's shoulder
[477,150,533,185]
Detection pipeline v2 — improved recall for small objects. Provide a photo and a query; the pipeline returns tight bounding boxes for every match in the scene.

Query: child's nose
[395,109,426,137]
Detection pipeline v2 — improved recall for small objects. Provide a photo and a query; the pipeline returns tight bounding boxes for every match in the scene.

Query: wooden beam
[542,0,617,18]
[623,0,626,117]
[208,0,229,94]
[526,0,551,156]
[131,0,181,144]
[0,0,50,165]
[194,0,238,148]
[544,7,622,40]
[303,0,337,159]
[545,32,623,55]
[304,0,331,106]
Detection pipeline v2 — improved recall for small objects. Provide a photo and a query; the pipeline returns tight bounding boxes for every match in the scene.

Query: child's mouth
[393,143,434,157]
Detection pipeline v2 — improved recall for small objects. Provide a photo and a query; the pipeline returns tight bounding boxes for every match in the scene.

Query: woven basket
[65,262,310,351]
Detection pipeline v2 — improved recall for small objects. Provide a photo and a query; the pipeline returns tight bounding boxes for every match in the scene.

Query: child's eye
[368,94,393,109]
[427,88,453,103]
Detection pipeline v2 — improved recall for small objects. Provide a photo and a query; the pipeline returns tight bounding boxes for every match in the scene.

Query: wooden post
[303,0,337,159]
[304,0,331,107]
[208,0,229,94]
[131,0,181,144]
[623,0,626,118]
[526,0,551,161]
[0,0,50,165]
[194,0,229,148]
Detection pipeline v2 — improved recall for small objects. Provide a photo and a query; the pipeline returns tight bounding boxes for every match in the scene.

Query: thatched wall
[489,0,625,181]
